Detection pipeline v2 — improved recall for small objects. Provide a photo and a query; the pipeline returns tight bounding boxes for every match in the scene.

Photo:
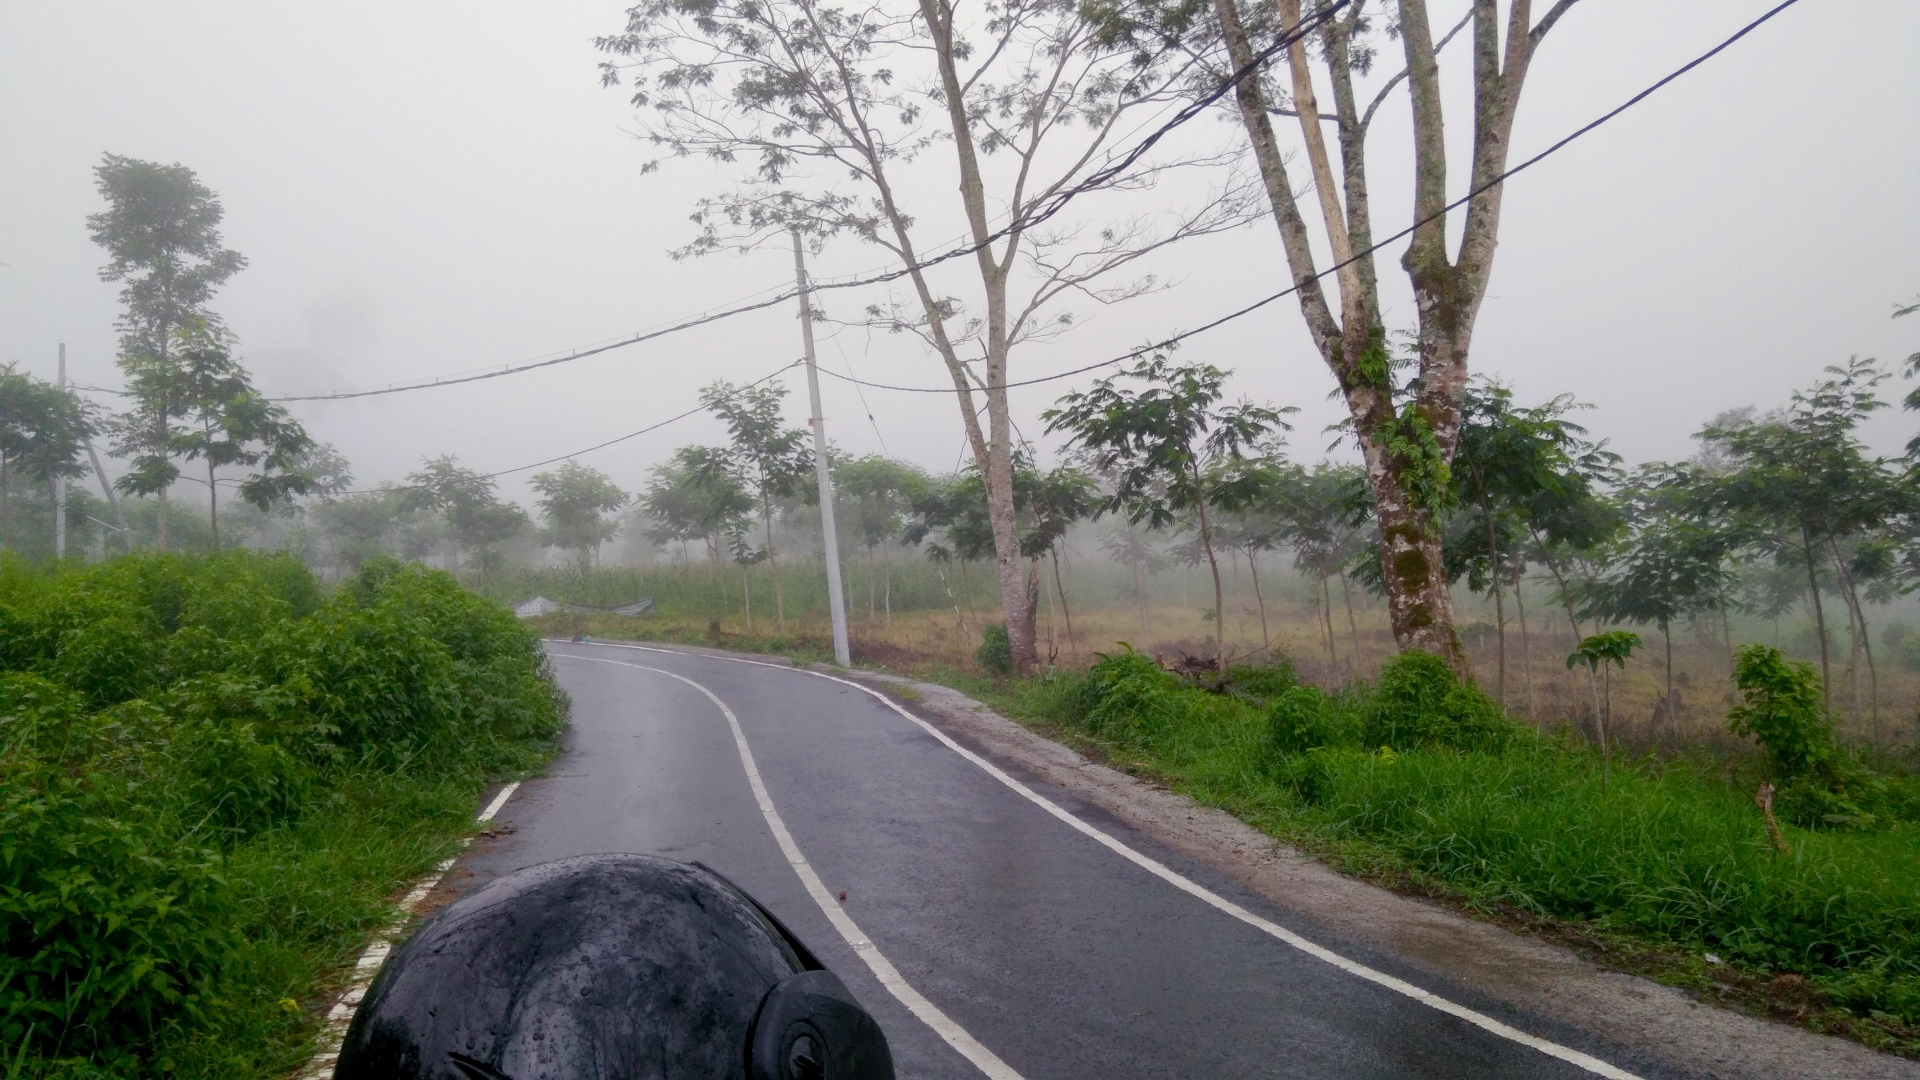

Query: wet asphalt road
[451,641,1662,1080]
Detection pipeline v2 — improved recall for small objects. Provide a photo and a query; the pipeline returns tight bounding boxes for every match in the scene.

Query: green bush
[975,623,1013,675]
[1364,650,1520,752]
[1729,644,1833,779]
[1266,685,1357,756]
[0,552,564,1075]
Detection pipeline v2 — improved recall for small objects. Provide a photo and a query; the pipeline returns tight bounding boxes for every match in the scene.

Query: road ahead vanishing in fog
[453,641,1666,1080]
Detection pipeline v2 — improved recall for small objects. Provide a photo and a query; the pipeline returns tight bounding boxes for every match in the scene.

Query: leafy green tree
[531,461,629,569]
[702,381,812,631]
[163,329,315,550]
[401,456,529,572]
[0,365,96,553]
[1577,466,1737,742]
[89,156,246,549]
[1566,630,1641,757]
[905,456,1097,646]
[313,487,412,572]
[835,455,928,624]
[1701,358,1907,709]
[1447,381,1621,703]
[1045,356,1291,654]
[1098,521,1166,643]
[641,445,753,569]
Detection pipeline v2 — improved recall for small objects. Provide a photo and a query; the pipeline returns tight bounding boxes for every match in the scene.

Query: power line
[810,0,1806,396]
[324,360,801,496]
[187,2,1353,405]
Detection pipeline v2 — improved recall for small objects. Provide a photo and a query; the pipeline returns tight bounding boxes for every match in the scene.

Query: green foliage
[975,623,1013,675]
[1036,649,1920,1025]
[1375,406,1450,517]
[1266,685,1356,756]
[1728,644,1833,778]
[1364,650,1519,752]
[1567,630,1642,675]
[0,552,563,1074]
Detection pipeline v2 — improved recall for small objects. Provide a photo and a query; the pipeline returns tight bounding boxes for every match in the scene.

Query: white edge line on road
[566,641,1643,1080]
[564,655,1025,1080]
[293,780,521,1080]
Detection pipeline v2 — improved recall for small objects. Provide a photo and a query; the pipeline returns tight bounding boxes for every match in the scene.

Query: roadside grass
[1,553,563,1079]
[930,653,1920,1058]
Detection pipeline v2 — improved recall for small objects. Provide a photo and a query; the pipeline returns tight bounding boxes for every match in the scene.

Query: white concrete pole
[792,229,852,666]
[54,345,66,560]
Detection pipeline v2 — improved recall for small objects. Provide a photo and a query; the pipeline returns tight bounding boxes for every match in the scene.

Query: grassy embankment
[944,649,1920,1057]
[0,553,565,1079]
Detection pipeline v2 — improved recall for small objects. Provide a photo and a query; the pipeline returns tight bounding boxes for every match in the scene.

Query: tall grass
[0,553,565,1078]
[1026,650,1920,1030]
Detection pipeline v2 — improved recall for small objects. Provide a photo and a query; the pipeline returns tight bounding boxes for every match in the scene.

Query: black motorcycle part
[746,970,895,1080]
[331,853,856,1080]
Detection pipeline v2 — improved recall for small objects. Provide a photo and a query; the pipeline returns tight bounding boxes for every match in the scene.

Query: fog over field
[2,0,1916,502]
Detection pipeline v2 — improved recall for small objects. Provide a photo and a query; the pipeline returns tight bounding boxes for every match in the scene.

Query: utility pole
[70,346,129,551]
[54,345,66,560]
[792,229,851,666]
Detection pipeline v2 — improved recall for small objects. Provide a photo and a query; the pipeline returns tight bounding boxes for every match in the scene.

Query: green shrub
[1218,659,1298,706]
[1365,650,1519,752]
[975,623,1013,675]
[0,552,564,1075]
[1728,644,1833,779]
[1266,685,1358,756]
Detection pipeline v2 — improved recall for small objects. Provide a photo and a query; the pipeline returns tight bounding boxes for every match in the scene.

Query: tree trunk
[761,492,784,632]
[1515,570,1535,721]
[1340,569,1362,662]
[207,459,220,552]
[1249,549,1270,650]
[1829,539,1879,738]
[1321,574,1339,672]
[1192,468,1226,656]
[1477,477,1506,702]
[1663,618,1676,746]
[1801,525,1831,709]
[1051,548,1077,655]
[743,565,753,631]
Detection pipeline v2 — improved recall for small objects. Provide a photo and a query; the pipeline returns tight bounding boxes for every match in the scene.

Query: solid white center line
[567,642,1643,1080]
[563,654,1026,1080]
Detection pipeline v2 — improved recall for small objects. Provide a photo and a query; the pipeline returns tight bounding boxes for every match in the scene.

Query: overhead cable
[812,0,1806,395]
[245,1,1353,404]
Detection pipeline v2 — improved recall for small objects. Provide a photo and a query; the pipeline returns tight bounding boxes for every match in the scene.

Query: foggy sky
[2,0,1916,510]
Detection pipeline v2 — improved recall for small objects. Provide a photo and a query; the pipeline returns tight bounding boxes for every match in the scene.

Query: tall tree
[642,445,755,569]
[1045,356,1290,654]
[1701,359,1905,709]
[88,155,246,549]
[531,461,630,569]
[1576,466,1736,743]
[401,455,529,572]
[598,0,1250,671]
[1446,380,1620,702]
[165,329,315,550]
[1099,0,1582,674]
[835,455,929,624]
[0,366,97,554]
[702,382,813,631]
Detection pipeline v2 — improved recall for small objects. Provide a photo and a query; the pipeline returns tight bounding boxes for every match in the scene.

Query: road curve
[448,641,1672,1079]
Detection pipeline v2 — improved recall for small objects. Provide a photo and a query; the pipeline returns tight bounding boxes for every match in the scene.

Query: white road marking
[293,780,521,1080]
[565,655,1026,1080]
[567,642,1644,1080]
